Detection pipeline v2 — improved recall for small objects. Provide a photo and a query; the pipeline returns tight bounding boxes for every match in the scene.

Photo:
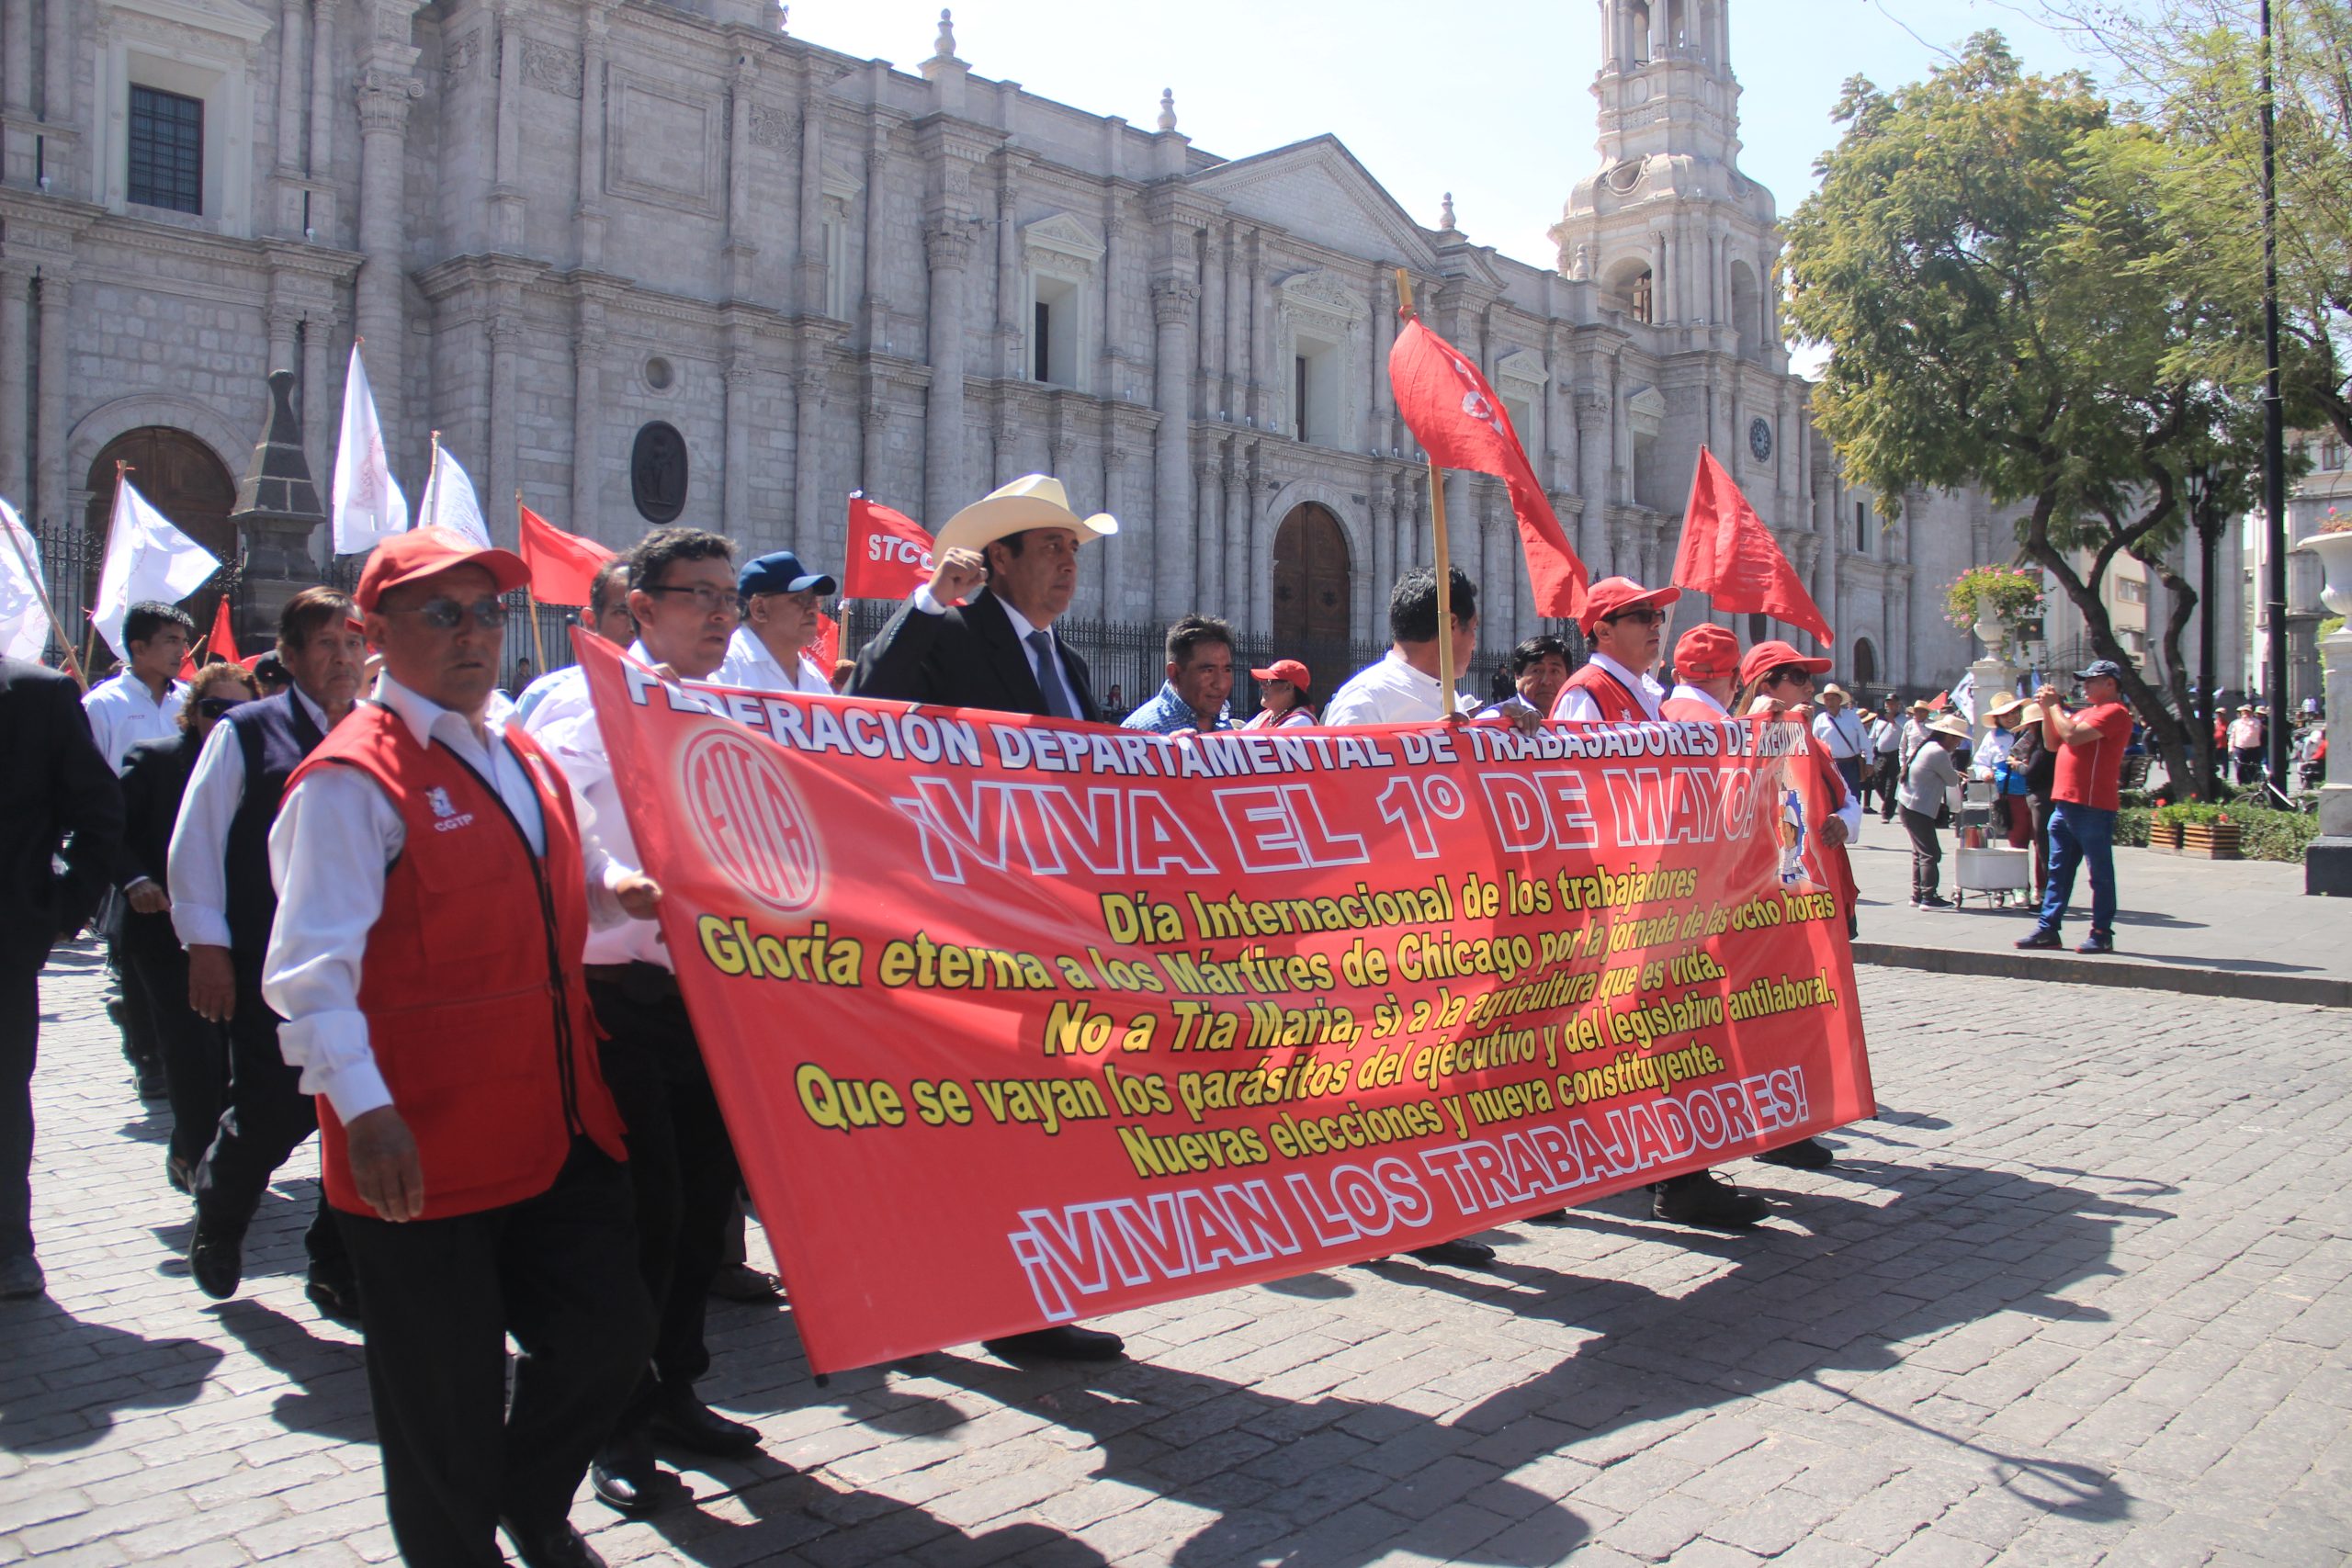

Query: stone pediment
[1278,267,1366,321]
[1023,212,1104,264]
[1493,347,1551,387]
[102,0,273,44]
[1189,136,1439,269]
[1627,385,1667,435]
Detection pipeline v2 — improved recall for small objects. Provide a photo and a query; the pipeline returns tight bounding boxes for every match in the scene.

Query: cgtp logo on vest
[678,729,822,913]
[425,785,475,832]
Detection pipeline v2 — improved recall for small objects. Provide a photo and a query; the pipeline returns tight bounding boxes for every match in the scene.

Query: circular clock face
[1749,417,1773,462]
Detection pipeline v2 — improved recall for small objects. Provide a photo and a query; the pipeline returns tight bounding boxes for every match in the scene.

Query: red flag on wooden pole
[516,502,617,607]
[842,493,937,600]
[208,595,238,665]
[1671,447,1835,646]
[1386,314,1589,624]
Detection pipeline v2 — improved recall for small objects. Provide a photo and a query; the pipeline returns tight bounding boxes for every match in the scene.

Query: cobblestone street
[4,942,2347,1566]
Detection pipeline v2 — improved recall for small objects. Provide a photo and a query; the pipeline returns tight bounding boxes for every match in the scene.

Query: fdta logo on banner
[679,728,823,912]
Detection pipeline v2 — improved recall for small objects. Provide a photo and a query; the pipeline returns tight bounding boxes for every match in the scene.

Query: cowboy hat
[1984,693,2024,720]
[1926,715,1973,742]
[933,474,1118,555]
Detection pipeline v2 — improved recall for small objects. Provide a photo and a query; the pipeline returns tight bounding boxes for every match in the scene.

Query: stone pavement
[1846,827,2352,1007]
[5,940,2350,1567]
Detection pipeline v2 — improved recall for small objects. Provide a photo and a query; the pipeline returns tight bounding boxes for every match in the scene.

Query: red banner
[579,634,1871,1372]
[842,494,935,601]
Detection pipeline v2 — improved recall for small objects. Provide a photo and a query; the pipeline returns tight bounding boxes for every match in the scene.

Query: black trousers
[1901,806,1944,900]
[106,924,157,1069]
[119,918,228,1170]
[336,1141,653,1567]
[193,971,346,1278]
[1876,761,1901,820]
[587,970,741,1393]
[0,948,40,1258]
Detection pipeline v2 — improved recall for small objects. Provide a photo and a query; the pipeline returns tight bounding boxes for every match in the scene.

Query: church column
[993,158,1020,375]
[922,222,971,525]
[1369,469,1394,618]
[1478,479,1509,652]
[356,70,421,452]
[1372,269,1396,450]
[488,307,521,537]
[309,0,337,181]
[1150,274,1198,613]
[300,311,334,491]
[576,6,609,266]
[1574,393,1609,576]
[1222,444,1250,634]
[1223,226,1246,423]
[1199,226,1225,413]
[571,295,606,538]
[0,262,28,506]
[1097,209,1125,394]
[796,96,826,314]
[1195,452,1223,611]
[3,4,29,175]
[39,0,65,140]
[725,54,757,299]
[862,127,893,350]
[491,1,525,248]
[1660,231,1677,323]
[1245,231,1267,426]
[723,350,752,538]
[33,267,66,529]
[859,393,888,502]
[275,0,305,183]
[794,363,828,551]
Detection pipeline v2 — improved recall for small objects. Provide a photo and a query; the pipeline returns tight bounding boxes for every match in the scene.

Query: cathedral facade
[0,0,2237,693]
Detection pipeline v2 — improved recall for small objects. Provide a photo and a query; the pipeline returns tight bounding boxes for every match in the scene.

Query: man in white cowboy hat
[849,475,1127,1364]
[1809,682,1867,798]
[850,475,1115,722]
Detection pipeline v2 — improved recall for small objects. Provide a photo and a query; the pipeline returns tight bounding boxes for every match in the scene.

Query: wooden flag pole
[1395,268,1456,717]
[516,490,547,671]
[1,513,86,691]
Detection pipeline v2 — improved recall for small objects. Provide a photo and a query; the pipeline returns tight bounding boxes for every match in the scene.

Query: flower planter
[2296,527,2352,618]
[2146,821,2183,853]
[2179,822,2242,860]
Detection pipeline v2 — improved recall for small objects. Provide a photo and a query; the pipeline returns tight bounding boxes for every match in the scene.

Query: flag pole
[1394,268,1456,718]
[88,460,134,677]
[1,512,85,691]
[517,491,546,671]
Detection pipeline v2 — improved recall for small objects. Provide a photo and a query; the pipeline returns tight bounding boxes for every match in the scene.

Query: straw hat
[1984,693,2025,720]
[933,474,1118,555]
[1926,715,1973,742]
[2017,702,2046,725]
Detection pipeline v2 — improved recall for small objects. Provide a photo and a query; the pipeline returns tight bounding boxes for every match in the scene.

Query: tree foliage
[1782,33,2267,790]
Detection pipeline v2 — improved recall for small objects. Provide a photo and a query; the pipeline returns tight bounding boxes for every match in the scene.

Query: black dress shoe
[1756,1136,1835,1170]
[982,1324,1126,1362]
[707,1264,784,1303]
[1651,1171,1768,1229]
[644,1381,761,1458]
[134,1063,168,1100]
[0,1252,44,1300]
[502,1519,609,1568]
[187,1219,244,1300]
[589,1427,661,1515]
[304,1269,362,1321]
[1408,1238,1497,1268]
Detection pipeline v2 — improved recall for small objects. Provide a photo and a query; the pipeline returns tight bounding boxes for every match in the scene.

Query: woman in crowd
[1243,659,1317,730]
[2009,702,2060,901]
[1898,714,1971,908]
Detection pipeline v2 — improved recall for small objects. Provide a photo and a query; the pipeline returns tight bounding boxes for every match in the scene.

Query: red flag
[843,494,936,600]
[517,502,616,607]
[207,596,238,665]
[1672,447,1834,646]
[1387,317,1589,622]
[808,609,841,675]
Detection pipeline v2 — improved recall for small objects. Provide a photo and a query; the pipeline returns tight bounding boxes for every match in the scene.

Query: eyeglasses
[196,695,251,720]
[642,583,743,619]
[1606,608,1666,626]
[388,596,508,631]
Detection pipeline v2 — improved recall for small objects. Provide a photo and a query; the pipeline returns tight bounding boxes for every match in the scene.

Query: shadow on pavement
[0,1301,223,1452]
[210,1298,374,1444]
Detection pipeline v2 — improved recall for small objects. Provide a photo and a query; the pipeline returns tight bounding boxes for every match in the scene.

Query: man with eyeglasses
[1551,576,1679,723]
[715,549,839,694]
[262,526,655,1568]
[525,525,771,1514]
[168,584,368,1317]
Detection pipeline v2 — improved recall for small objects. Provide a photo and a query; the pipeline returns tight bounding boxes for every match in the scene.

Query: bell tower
[1553,0,1782,364]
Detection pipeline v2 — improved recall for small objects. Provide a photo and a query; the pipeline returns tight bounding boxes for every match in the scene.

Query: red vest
[1554,660,1648,722]
[289,704,628,1220]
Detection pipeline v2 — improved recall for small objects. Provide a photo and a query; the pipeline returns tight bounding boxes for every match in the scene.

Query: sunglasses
[1606,607,1667,626]
[196,695,252,720]
[388,596,509,631]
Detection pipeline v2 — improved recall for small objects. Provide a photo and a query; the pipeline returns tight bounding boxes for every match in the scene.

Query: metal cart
[1952,778,2033,908]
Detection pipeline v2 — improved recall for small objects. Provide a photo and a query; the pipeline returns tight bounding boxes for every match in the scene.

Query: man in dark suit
[851,475,1113,722]
[849,475,1124,1364]
[0,656,126,1298]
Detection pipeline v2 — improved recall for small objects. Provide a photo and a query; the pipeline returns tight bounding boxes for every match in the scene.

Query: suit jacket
[0,657,125,960]
[849,589,1103,723]
[115,728,201,893]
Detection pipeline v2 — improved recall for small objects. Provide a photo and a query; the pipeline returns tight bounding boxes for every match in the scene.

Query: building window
[1030,276,1080,387]
[2114,577,2148,604]
[1292,342,1340,446]
[1855,499,1869,555]
[129,85,205,214]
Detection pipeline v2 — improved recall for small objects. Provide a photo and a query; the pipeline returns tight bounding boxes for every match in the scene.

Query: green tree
[1783,34,2265,791]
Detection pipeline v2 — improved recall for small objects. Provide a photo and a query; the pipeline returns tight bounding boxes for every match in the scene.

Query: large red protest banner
[578,635,1872,1372]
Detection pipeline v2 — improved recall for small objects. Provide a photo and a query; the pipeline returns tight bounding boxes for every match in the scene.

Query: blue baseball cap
[737,550,837,598]
[2075,659,2126,682]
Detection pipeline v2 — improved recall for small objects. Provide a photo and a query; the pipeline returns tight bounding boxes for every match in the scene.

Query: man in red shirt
[2018,660,2134,954]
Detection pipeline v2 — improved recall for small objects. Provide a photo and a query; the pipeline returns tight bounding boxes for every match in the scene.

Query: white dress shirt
[521,641,670,969]
[911,584,1084,718]
[167,683,334,949]
[1552,651,1666,722]
[1321,649,1476,727]
[1973,725,2017,776]
[1812,706,1865,760]
[713,624,833,694]
[264,676,623,1124]
[83,671,187,774]
[1665,683,1729,716]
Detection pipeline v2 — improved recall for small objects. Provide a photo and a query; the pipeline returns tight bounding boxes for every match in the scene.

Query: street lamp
[2260,0,2290,798]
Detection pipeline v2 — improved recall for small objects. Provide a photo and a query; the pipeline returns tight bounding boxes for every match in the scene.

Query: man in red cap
[262,526,659,1568]
[1554,576,1679,722]
[1662,624,1742,720]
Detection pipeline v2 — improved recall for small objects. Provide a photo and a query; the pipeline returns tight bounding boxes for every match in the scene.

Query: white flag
[1951,670,1978,724]
[0,498,47,660]
[93,477,220,661]
[415,438,492,550]
[332,342,409,554]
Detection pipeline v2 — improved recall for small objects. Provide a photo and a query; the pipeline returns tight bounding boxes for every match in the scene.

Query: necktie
[1026,629,1073,718]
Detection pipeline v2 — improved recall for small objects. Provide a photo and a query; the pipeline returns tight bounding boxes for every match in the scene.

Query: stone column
[576,6,610,266]
[3,2,28,140]
[724,54,758,299]
[34,269,67,529]
[356,71,421,455]
[796,93,827,312]
[274,0,306,181]
[0,262,28,505]
[490,4,526,248]
[993,159,1020,375]
[862,131,892,350]
[1199,226,1225,411]
[1150,276,1198,614]
[488,310,520,536]
[1372,269,1396,450]
[794,363,828,551]
[1097,212,1124,394]
[1223,445,1250,634]
[1244,231,1266,426]
[1575,392,1611,577]
[922,222,971,525]
[1222,225,1246,423]
[1194,452,1222,611]
[571,298,605,537]
[300,310,334,491]
[724,353,753,538]
[1369,471,1393,619]
[860,393,888,499]
[309,0,336,180]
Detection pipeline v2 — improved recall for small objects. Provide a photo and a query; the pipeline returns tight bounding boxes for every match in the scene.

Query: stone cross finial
[1439,192,1457,231]
[1158,88,1178,132]
[933,8,956,59]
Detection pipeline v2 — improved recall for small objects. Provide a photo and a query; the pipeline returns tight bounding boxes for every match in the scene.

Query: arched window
[1852,637,1879,689]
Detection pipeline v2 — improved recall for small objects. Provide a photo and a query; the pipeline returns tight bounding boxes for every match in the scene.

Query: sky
[787,0,2109,274]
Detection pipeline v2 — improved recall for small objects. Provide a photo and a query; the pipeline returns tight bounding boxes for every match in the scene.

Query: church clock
[1748,417,1773,462]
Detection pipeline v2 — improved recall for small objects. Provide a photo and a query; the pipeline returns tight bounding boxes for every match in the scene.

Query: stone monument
[230,369,326,635]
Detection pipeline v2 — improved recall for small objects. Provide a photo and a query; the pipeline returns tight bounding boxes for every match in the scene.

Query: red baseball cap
[1577,576,1681,636]
[354,526,531,613]
[1738,637,1833,688]
[1250,659,1312,691]
[1671,624,1741,682]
